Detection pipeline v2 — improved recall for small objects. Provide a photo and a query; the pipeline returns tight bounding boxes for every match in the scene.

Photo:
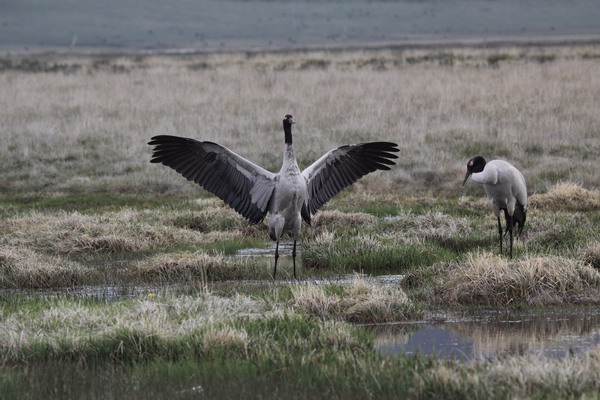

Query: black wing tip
[148,135,195,146]
[357,142,400,155]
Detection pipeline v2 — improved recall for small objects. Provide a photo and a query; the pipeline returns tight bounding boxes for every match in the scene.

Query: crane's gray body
[268,144,306,242]
[467,158,528,259]
[471,160,528,218]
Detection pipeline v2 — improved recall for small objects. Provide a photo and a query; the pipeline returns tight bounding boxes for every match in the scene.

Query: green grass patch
[3,340,600,400]
[0,193,188,215]
[303,238,454,274]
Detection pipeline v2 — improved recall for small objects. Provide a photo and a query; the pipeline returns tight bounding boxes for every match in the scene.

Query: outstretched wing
[302,142,399,216]
[149,135,276,224]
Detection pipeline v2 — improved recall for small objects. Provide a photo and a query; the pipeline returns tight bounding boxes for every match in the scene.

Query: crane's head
[283,114,295,125]
[463,156,486,185]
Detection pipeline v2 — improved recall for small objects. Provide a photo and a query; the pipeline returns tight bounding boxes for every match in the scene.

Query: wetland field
[1,44,600,398]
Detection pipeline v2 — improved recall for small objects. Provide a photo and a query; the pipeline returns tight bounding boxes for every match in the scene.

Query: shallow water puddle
[236,240,295,257]
[368,308,600,360]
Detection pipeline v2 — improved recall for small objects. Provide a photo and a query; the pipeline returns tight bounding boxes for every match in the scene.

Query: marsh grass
[312,210,377,230]
[413,348,600,400]
[0,246,93,288]
[437,252,600,305]
[0,207,261,258]
[1,187,597,287]
[530,182,600,212]
[582,241,600,269]
[2,325,600,399]
[302,209,482,273]
[0,292,281,363]
[134,251,271,282]
[1,45,600,399]
[0,193,185,215]
[301,232,449,273]
[2,47,600,197]
[291,277,421,323]
[0,289,378,367]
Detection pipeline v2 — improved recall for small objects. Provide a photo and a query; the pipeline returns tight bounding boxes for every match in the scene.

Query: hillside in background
[1,0,600,53]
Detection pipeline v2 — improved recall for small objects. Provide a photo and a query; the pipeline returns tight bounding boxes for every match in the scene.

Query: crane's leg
[273,241,280,279]
[292,240,297,280]
[497,216,503,256]
[507,215,514,259]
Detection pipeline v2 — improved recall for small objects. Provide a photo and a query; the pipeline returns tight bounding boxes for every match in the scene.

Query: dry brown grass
[0,209,245,255]
[291,277,420,323]
[1,46,600,195]
[530,182,600,211]
[0,292,283,361]
[438,252,600,305]
[162,198,265,237]
[0,246,91,288]
[134,252,218,282]
[312,210,377,230]
[582,241,600,269]
[419,346,600,398]
[201,326,249,350]
[133,251,267,282]
[384,211,470,240]
[457,195,491,211]
[477,345,600,396]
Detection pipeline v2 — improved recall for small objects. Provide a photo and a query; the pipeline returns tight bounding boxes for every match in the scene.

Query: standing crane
[463,156,527,259]
[149,114,399,278]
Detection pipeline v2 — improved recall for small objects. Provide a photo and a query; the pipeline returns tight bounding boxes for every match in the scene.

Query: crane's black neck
[283,121,293,145]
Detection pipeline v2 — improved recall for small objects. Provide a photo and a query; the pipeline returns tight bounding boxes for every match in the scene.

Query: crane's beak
[462,171,471,186]
[290,118,296,124]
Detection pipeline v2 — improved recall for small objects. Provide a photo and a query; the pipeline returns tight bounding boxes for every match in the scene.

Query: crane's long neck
[284,121,293,145]
[281,122,298,172]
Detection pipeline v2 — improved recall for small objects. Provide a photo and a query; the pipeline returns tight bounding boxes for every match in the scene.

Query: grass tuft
[134,252,270,282]
[312,210,377,230]
[582,241,600,269]
[437,252,600,305]
[0,246,92,288]
[0,209,255,256]
[291,277,421,323]
[531,182,600,212]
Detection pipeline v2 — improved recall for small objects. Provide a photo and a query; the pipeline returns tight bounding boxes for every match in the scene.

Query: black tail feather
[512,203,527,237]
[502,203,526,237]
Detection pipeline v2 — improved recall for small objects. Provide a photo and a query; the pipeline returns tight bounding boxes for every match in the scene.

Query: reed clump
[530,182,600,212]
[1,210,207,255]
[0,246,91,288]
[473,346,600,397]
[133,251,268,281]
[0,292,283,362]
[291,278,420,323]
[437,252,600,305]
[312,210,377,230]
[384,211,471,240]
[582,241,600,269]
[414,347,600,399]
[164,198,265,237]
[133,252,221,282]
